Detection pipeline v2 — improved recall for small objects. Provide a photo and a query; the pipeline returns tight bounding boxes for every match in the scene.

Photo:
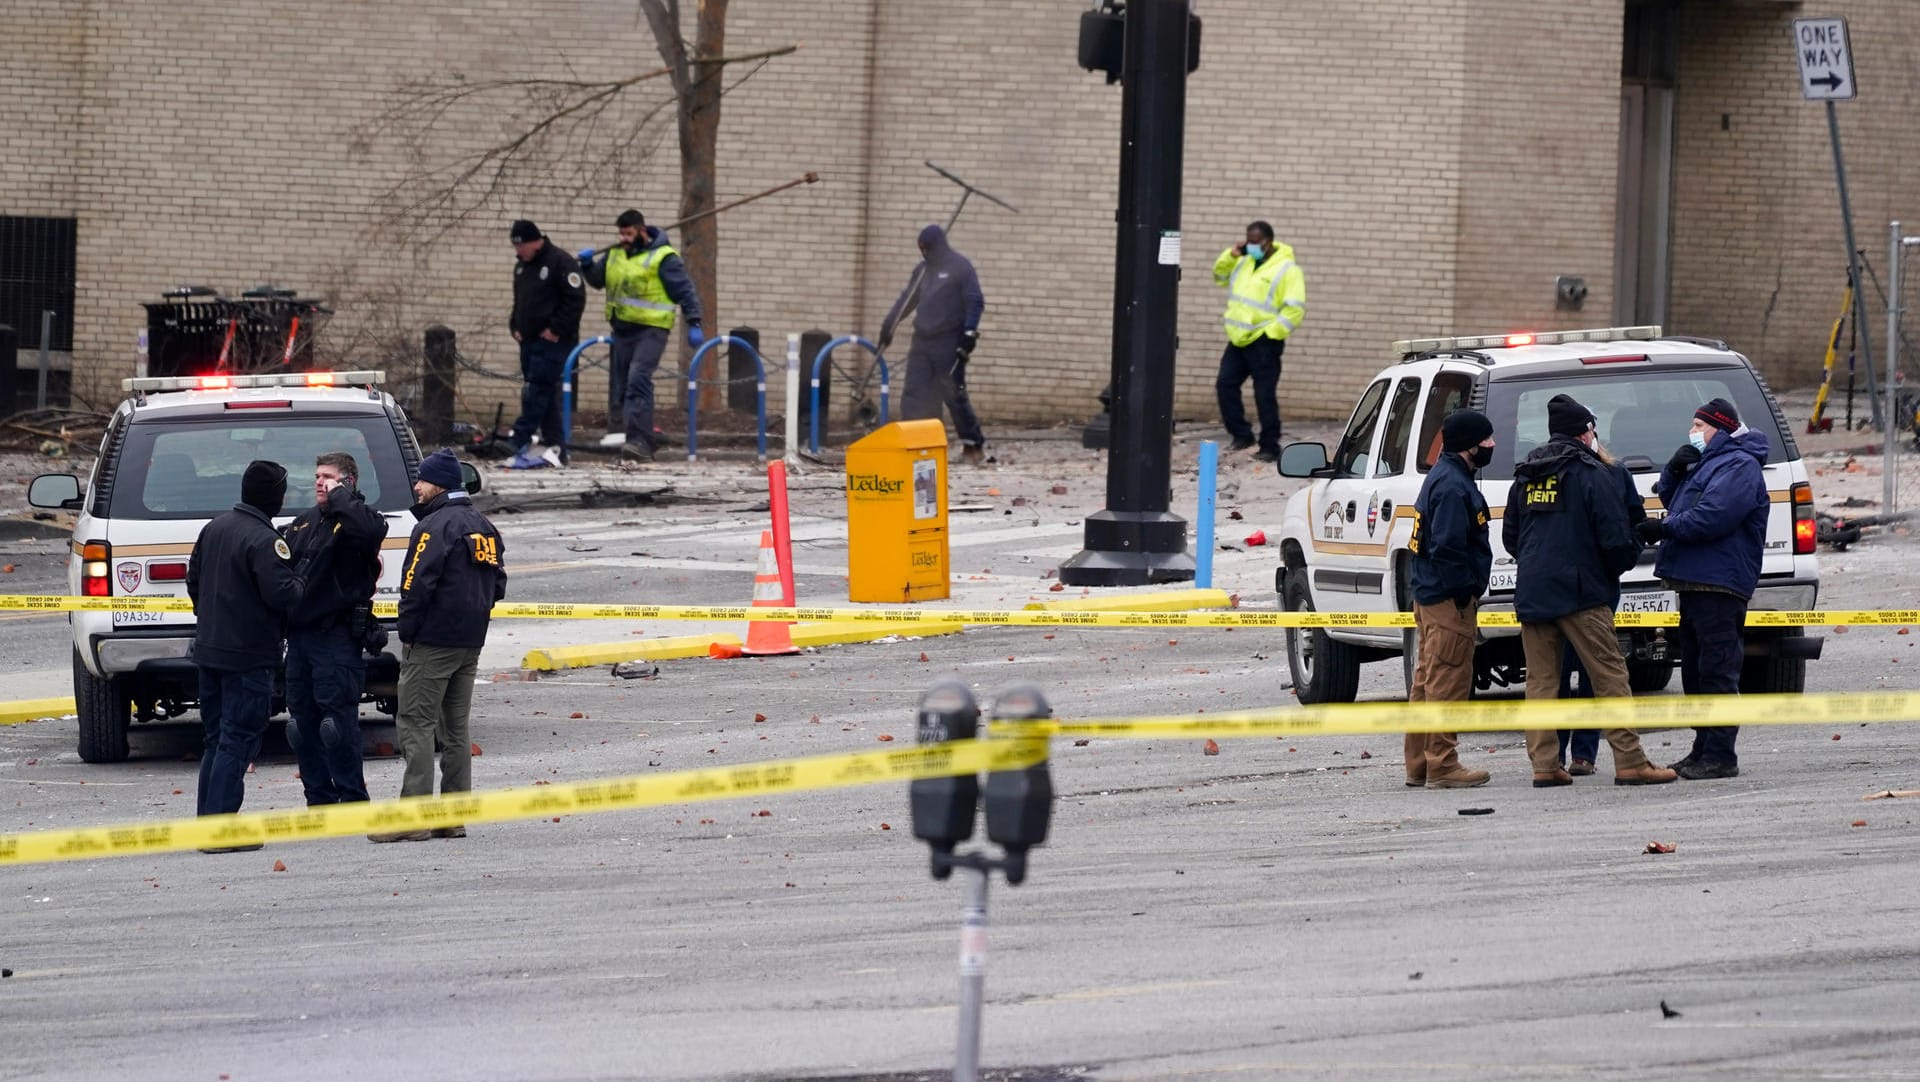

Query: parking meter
[909,680,980,880]
[983,685,1054,885]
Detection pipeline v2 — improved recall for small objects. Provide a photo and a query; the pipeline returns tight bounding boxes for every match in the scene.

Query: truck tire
[74,649,132,763]
[1741,628,1807,694]
[1284,572,1361,704]
[1628,659,1674,693]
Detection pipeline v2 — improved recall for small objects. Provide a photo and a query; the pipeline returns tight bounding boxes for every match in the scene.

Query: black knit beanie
[241,460,288,518]
[1694,397,1740,434]
[1547,394,1596,438]
[1441,409,1494,453]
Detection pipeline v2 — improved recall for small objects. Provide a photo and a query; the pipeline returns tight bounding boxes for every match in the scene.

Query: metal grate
[0,216,77,351]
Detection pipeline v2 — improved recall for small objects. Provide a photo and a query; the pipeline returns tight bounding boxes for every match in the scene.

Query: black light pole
[1060,0,1195,586]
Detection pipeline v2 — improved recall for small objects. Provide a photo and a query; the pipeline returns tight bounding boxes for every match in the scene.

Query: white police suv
[27,371,471,762]
[1274,326,1822,703]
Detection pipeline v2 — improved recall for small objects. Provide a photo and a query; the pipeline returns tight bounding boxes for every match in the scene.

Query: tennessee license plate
[1618,591,1677,614]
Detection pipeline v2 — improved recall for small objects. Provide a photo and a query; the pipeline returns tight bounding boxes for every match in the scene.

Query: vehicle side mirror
[28,473,82,510]
[459,462,483,496]
[1278,442,1330,478]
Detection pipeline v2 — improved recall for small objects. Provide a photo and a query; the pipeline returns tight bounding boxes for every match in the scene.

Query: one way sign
[1794,17,1858,101]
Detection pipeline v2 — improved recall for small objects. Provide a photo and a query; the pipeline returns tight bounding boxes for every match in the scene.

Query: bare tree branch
[360,43,797,242]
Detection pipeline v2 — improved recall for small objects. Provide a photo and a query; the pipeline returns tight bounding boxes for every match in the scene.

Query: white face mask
[1689,430,1709,452]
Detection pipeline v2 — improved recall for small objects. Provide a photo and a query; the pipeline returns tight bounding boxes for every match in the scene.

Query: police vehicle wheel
[73,648,131,763]
[1740,629,1807,694]
[1283,572,1360,704]
[1627,658,1674,693]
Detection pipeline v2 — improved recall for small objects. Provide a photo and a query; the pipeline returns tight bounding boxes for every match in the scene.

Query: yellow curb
[521,633,742,672]
[1024,588,1235,613]
[790,621,965,647]
[0,697,76,725]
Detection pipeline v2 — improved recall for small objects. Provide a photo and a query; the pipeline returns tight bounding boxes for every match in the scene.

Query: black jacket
[1409,450,1491,606]
[281,483,389,630]
[187,503,306,670]
[510,240,586,343]
[398,491,507,648]
[1501,436,1643,623]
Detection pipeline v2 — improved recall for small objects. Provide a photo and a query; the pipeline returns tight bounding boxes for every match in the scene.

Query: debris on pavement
[1643,841,1676,855]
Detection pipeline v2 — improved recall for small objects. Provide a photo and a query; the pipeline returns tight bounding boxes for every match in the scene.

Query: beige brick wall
[1670,2,1920,391]
[1454,1,1622,335]
[2,0,1916,431]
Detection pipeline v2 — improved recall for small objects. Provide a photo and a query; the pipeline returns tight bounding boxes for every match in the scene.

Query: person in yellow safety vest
[1211,220,1306,464]
[578,209,704,463]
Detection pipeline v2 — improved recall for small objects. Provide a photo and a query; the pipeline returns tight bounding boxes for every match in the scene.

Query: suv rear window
[1482,361,1787,480]
[108,415,413,520]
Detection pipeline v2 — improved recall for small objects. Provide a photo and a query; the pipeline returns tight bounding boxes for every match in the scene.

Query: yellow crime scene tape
[0,594,1915,629]
[6,690,1917,868]
[0,737,1047,867]
[1012,690,1920,741]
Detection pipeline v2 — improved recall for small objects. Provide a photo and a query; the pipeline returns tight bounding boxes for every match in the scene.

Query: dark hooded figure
[186,460,306,838]
[879,224,987,463]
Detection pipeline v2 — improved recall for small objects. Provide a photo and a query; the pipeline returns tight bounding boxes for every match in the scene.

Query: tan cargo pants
[1518,606,1649,773]
[1405,598,1476,779]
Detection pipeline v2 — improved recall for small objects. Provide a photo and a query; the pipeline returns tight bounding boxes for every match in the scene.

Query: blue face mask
[1688,430,1709,452]
[1245,243,1263,260]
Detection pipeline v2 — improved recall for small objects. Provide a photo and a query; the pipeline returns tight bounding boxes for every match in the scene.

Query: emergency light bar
[1392,326,1662,356]
[122,370,386,392]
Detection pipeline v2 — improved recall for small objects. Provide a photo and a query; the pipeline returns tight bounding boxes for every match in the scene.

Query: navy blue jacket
[880,228,984,344]
[188,503,305,670]
[1409,450,1491,606]
[1501,436,1643,623]
[1653,428,1769,598]
[281,484,389,630]
[397,491,508,649]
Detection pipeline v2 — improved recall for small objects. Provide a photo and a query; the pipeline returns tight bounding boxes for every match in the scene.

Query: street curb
[0,697,76,725]
[1024,588,1235,613]
[523,634,743,671]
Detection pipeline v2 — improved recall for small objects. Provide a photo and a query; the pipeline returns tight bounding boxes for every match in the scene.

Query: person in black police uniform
[508,219,586,469]
[370,450,507,843]
[1502,394,1675,789]
[186,460,305,849]
[280,451,389,807]
[1403,408,1495,789]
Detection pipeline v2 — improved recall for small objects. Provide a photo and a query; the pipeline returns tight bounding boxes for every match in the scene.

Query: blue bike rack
[686,336,768,461]
[559,335,613,450]
[806,335,890,454]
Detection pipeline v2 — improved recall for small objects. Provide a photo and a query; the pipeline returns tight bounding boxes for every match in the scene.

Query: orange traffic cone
[742,529,799,656]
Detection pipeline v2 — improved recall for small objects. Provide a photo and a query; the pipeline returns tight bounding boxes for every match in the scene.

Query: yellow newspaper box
[846,419,949,602]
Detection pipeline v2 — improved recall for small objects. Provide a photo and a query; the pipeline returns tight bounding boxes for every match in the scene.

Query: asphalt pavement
[3,430,1919,1081]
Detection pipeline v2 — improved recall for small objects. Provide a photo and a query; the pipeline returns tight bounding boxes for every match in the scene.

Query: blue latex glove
[576,247,596,264]
[687,324,705,350]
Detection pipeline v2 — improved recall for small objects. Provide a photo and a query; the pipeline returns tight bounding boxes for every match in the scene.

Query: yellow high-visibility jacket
[1212,244,1306,347]
[605,245,679,329]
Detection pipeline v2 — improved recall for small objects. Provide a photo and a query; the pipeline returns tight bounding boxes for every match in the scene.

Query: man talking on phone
[280,451,390,805]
